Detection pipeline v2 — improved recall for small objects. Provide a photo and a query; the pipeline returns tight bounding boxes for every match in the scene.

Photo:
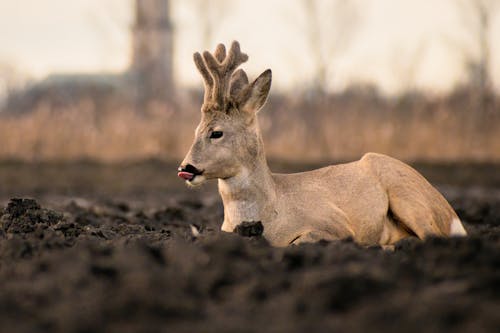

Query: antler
[193,41,249,109]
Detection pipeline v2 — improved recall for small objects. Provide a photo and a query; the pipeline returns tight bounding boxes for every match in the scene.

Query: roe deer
[178,41,467,247]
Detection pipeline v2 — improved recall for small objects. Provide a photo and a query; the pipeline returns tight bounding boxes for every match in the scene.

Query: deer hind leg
[291,218,355,245]
[290,231,341,245]
[363,153,466,239]
[387,190,449,240]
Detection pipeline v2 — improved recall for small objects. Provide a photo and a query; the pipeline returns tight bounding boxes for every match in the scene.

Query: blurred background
[0,0,499,163]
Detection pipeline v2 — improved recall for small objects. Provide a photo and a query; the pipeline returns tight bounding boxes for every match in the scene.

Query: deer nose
[179,164,202,175]
[177,164,203,181]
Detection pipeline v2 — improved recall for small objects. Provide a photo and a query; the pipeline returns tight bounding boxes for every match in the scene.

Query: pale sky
[0,0,499,95]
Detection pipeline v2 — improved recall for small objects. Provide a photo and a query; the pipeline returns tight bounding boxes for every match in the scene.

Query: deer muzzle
[177,164,203,181]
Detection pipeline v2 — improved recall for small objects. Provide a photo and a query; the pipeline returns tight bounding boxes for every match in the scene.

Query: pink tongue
[178,171,194,181]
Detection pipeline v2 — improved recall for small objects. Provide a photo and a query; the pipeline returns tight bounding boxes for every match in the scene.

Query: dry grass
[1,89,499,163]
[261,91,500,163]
[0,97,195,162]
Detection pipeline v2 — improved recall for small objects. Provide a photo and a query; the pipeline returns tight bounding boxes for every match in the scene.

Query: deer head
[178,41,272,185]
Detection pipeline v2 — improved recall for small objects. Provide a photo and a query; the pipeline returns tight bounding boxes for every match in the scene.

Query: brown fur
[180,41,467,247]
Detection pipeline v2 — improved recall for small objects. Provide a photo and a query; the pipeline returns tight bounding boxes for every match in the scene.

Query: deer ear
[239,69,272,114]
[229,69,249,98]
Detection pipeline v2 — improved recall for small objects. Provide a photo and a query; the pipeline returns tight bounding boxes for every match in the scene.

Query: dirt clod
[234,221,264,237]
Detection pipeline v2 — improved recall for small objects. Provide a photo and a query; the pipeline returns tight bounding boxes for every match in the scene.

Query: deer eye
[209,131,223,139]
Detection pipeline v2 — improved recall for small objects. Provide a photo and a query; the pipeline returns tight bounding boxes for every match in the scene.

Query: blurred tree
[390,40,428,95]
[0,63,28,110]
[131,0,174,105]
[188,0,232,50]
[87,0,130,71]
[455,0,498,111]
[299,0,360,98]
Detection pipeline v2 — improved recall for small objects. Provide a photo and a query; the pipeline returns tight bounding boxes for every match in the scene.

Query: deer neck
[218,154,277,231]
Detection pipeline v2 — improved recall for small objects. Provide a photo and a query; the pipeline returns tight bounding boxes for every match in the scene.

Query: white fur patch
[187,175,206,186]
[190,224,200,237]
[450,218,467,236]
[221,222,233,233]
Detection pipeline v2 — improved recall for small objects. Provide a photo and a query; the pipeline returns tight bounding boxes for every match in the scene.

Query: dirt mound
[0,197,499,333]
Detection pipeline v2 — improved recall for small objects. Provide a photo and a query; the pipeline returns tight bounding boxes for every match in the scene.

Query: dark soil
[0,161,499,333]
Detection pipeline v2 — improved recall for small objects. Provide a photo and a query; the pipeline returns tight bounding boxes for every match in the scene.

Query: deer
[178,41,467,247]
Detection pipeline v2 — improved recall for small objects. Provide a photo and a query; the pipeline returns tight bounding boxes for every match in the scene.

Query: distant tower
[131,0,173,104]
